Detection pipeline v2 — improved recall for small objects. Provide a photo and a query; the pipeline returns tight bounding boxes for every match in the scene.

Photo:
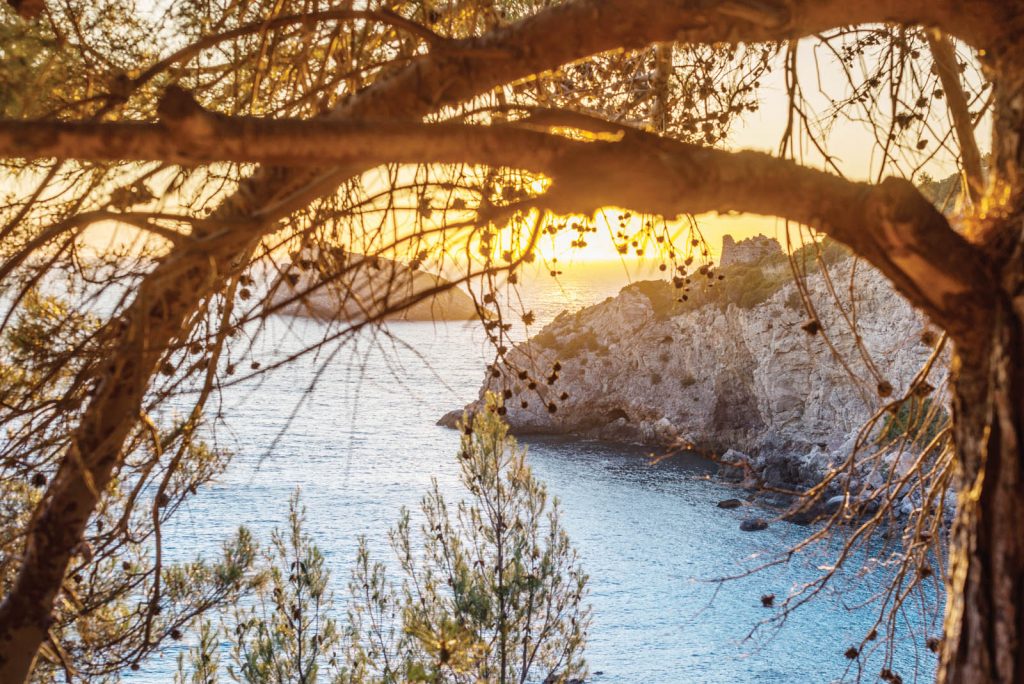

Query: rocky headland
[442,236,948,505]
[270,250,478,322]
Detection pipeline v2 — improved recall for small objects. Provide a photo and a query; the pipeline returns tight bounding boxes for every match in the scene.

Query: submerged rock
[740,518,769,532]
[717,498,743,509]
[824,494,848,513]
[824,493,882,517]
[782,506,822,526]
[437,408,464,428]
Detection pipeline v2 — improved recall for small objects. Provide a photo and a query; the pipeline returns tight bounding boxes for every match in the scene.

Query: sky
[69,24,988,267]
[497,36,987,265]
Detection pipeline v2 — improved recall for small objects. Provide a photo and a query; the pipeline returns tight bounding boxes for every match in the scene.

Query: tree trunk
[940,296,1024,683]
[0,216,261,681]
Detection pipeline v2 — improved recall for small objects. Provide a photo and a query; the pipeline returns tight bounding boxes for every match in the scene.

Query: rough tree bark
[938,38,1024,684]
[942,307,1024,683]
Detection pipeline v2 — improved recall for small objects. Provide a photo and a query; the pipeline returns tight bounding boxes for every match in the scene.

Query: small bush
[880,397,949,448]
[532,328,558,349]
[790,236,851,271]
[561,329,604,358]
[628,279,679,320]
[785,288,805,311]
[179,395,591,684]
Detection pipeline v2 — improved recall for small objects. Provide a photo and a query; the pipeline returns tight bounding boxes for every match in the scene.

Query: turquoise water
[131,272,940,683]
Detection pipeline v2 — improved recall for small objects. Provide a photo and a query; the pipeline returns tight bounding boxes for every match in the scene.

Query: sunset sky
[76,36,987,269]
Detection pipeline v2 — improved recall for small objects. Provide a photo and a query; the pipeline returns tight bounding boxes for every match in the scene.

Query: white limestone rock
[448,236,949,491]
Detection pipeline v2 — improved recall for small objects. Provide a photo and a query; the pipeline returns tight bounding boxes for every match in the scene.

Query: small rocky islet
[442,235,947,526]
[270,250,478,322]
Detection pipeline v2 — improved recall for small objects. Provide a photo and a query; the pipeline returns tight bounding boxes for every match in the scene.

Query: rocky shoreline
[441,236,950,524]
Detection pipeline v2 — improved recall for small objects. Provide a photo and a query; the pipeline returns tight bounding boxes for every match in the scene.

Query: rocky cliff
[720,234,781,266]
[444,236,947,490]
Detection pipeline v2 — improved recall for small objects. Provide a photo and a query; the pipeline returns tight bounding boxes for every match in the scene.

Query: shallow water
[131,272,939,683]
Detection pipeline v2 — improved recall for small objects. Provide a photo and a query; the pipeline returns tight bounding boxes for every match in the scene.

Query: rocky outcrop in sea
[270,250,478,322]
[442,236,948,496]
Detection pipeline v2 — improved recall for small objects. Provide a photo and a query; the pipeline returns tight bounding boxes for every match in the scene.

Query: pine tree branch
[926,29,986,206]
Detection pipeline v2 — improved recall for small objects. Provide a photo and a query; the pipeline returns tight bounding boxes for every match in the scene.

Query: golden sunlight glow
[63,41,985,270]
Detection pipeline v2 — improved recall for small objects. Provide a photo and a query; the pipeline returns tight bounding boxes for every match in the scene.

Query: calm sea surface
[132,266,940,683]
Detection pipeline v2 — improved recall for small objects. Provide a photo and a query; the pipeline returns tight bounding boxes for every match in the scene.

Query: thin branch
[925,30,985,205]
[0,103,994,345]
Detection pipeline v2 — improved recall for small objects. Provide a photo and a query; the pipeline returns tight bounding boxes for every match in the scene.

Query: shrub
[532,328,558,349]
[628,279,679,320]
[789,236,851,271]
[179,395,590,684]
[533,327,607,359]
[879,397,949,448]
[784,288,805,311]
[176,492,340,684]
[344,398,591,683]
[561,329,604,358]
